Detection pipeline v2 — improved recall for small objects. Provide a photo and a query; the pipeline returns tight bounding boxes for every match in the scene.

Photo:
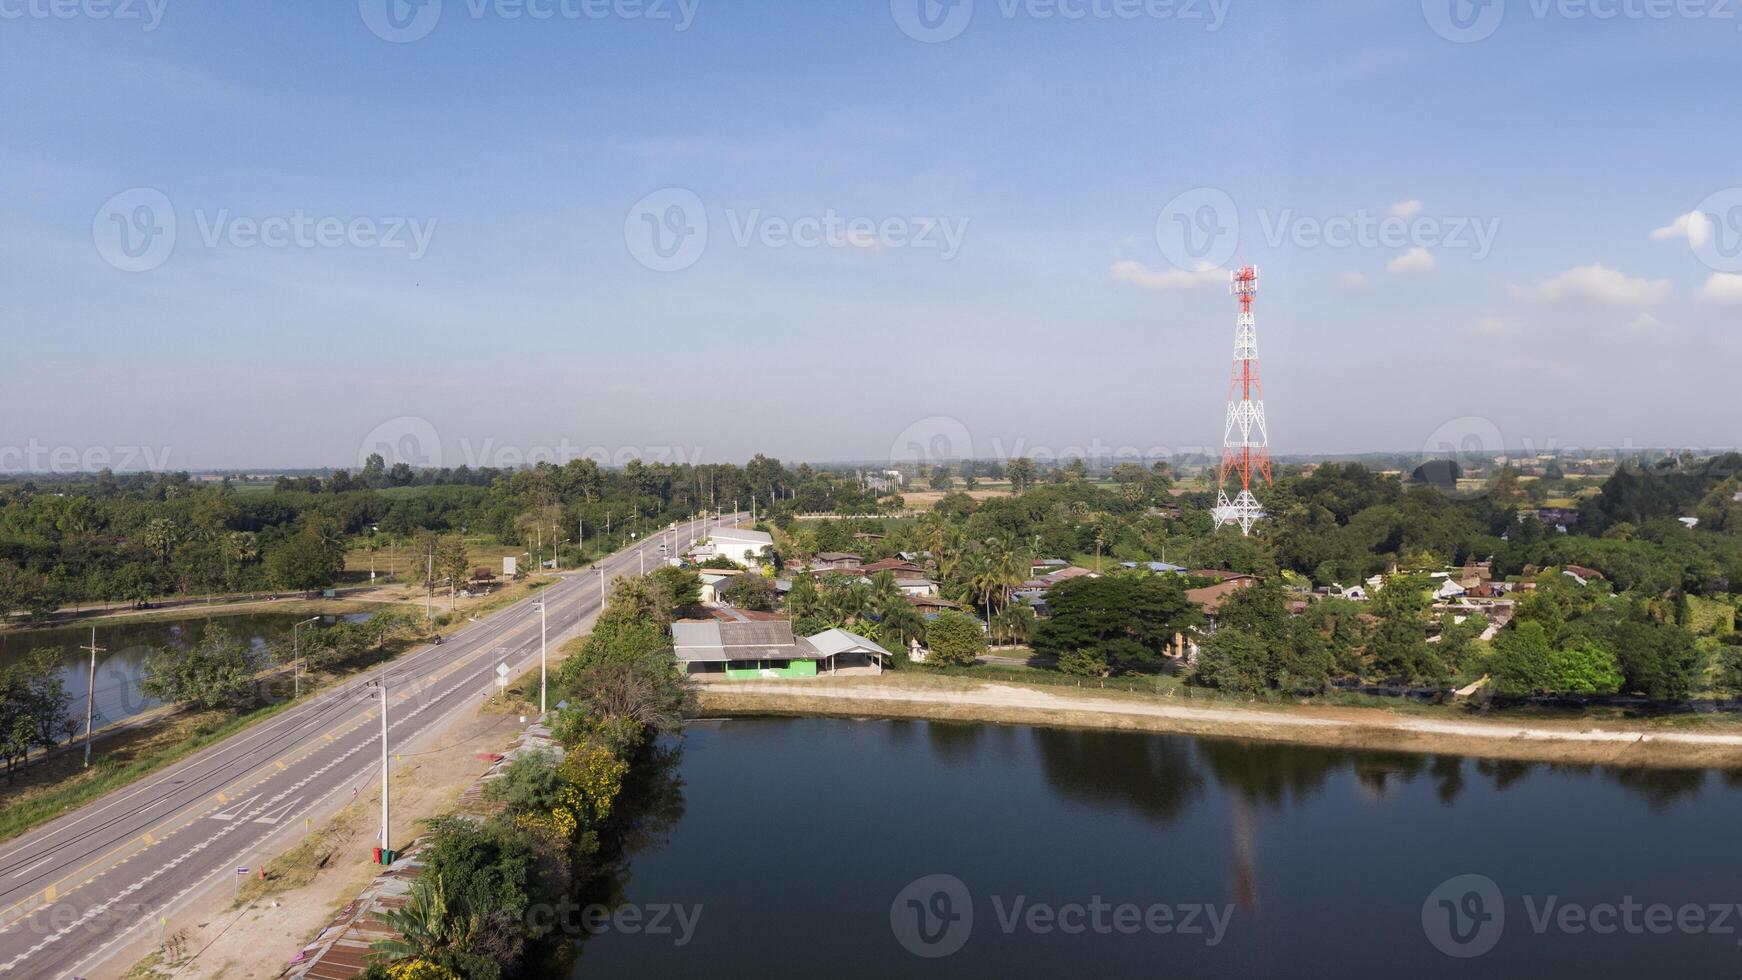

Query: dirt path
[698,676,1742,769]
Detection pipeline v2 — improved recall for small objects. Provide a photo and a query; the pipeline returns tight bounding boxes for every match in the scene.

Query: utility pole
[292,616,320,699]
[377,674,391,858]
[534,600,547,715]
[424,537,435,624]
[598,565,605,602]
[80,628,103,768]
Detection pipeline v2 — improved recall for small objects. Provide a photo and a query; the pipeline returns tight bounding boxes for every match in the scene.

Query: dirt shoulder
[696,675,1742,770]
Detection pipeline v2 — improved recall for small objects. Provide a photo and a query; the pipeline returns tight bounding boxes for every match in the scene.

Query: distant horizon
[2,443,1734,479]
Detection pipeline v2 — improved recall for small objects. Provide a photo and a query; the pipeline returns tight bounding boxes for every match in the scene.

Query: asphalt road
[0,514,741,978]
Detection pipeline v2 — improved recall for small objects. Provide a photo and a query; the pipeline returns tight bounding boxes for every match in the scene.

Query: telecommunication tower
[1213,265,1270,536]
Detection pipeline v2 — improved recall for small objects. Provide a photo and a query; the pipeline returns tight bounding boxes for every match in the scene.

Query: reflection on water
[574,717,1742,979]
[0,611,369,728]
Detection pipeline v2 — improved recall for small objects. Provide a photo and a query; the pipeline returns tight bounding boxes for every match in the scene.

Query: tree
[1548,640,1623,695]
[436,534,470,608]
[1193,628,1271,694]
[1488,621,1554,696]
[1005,457,1038,494]
[647,565,702,617]
[1034,574,1200,674]
[266,520,346,592]
[141,625,261,711]
[0,650,77,783]
[923,610,986,667]
[720,574,776,611]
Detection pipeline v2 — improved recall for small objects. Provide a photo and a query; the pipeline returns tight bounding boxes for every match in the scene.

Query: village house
[672,619,892,678]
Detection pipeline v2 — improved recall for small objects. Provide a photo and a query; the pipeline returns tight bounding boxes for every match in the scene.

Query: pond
[571,717,1742,978]
[0,610,371,730]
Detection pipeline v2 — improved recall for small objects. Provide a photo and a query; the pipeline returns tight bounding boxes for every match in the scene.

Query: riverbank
[696,674,1742,769]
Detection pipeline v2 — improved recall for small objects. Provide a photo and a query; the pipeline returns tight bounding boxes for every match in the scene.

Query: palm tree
[961,550,1000,628]
[877,598,926,650]
[371,874,461,964]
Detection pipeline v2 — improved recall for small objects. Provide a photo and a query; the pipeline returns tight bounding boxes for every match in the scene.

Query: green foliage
[1193,629,1271,693]
[923,610,986,668]
[646,565,702,616]
[1035,573,1201,675]
[1547,641,1623,695]
[719,574,777,611]
[265,518,347,592]
[1488,621,1554,695]
[482,749,564,815]
[0,649,77,782]
[140,624,262,711]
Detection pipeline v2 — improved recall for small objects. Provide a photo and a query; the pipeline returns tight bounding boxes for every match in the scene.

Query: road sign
[496,662,510,689]
[235,867,249,876]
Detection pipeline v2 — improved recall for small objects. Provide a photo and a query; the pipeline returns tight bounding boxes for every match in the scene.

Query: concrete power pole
[80,628,104,768]
[378,676,391,858]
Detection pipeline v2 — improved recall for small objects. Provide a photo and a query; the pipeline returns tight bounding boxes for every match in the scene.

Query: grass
[0,697,299,843]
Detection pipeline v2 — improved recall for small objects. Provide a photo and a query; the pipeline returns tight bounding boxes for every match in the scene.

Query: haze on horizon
[4,1,1740,474]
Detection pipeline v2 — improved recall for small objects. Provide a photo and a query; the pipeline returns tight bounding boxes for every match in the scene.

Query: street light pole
[378,675,390,858]
[534,600,547,715]
[292,616,319,699]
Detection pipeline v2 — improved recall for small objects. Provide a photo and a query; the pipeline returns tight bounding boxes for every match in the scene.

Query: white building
[703,527,774,568]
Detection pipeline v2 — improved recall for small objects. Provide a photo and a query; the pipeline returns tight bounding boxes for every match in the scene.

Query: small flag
[236,867,249,876]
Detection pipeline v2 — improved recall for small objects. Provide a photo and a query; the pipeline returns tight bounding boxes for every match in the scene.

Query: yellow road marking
[216,792,228,804]
[43,885,55,902]
[275,760,287,771]
[142,832,154,845]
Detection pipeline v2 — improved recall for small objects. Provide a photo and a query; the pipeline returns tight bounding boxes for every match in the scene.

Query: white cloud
[1697,272,1742,306]
[1109,260,1223,291]
[1386,247,1436,274]
[1476,315,1521,336]
[1624,312,1663,331]
[1649,211,1710,247]
[1389,199,1423,220]
[1339,271,1368,290]
[1506,264,1672,307]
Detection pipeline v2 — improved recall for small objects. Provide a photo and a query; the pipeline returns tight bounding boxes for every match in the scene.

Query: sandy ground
[698,675,1742,769]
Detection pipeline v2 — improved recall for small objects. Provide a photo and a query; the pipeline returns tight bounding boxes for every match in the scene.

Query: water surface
[575,717,1742,978]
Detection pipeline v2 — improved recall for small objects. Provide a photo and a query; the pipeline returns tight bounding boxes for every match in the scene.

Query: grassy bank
[0,698,299,842]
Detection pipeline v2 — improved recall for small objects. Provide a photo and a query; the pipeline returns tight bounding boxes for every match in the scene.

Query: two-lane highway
[0,513,742,978]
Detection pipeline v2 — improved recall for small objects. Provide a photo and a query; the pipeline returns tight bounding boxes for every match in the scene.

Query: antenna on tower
[1213,265,1271,536]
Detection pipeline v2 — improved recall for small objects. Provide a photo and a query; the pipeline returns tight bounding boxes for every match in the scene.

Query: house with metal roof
[672,620,892,678]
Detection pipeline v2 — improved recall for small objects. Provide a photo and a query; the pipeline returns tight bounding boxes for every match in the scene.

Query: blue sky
[2,0,1739,471]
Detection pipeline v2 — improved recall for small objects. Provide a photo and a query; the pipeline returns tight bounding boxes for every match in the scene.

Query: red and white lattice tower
[1213,265,1271,536]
